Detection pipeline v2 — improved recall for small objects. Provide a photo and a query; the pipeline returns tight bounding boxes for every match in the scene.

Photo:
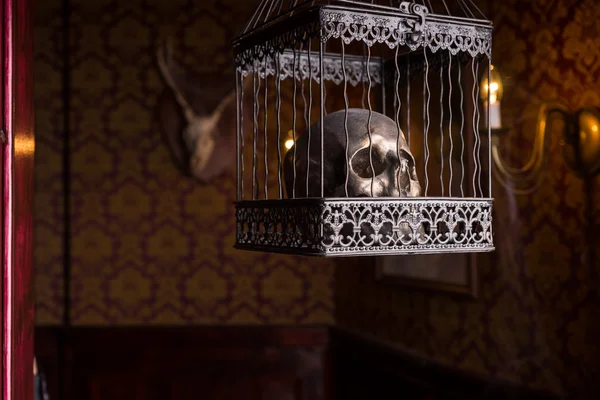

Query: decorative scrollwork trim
[235,198,494,257]
[234,6,492,69]
[239,50,382,86]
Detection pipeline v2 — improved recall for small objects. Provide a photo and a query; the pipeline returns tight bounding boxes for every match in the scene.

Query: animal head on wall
[156,39,246,183]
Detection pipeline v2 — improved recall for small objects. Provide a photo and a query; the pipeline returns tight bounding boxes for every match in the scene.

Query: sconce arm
[492,102,569,183]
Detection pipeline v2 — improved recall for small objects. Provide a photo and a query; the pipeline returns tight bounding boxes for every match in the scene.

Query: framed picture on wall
[375,253,478,298]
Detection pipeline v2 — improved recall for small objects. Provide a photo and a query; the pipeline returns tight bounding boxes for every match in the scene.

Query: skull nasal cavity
[351,147,387,178]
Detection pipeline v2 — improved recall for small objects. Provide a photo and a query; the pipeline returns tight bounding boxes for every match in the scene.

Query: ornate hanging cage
[233,0,495,257]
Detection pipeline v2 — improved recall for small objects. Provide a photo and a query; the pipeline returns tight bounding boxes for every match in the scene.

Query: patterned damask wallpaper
[34,0,335,325]
[335,0,600,398]
[34,0,599,396]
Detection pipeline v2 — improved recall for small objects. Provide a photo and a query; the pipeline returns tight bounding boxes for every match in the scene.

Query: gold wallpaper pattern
[34,0,335,325]
[34,0,600,396]
[335,0,600,398]
[34,0,65,325]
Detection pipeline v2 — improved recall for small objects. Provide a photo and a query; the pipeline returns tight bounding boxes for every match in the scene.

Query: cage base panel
[235,197,494,257]
[234,244,495,257]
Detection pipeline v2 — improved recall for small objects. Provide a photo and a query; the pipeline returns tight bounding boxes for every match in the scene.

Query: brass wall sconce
[480,66,600,193]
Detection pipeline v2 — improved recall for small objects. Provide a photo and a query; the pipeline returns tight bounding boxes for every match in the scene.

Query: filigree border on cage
[425,21,491,57]
[241,50,383,86]
[235,199,494,257]
[319,8,492,57]
[234,5,492,69]
[234,19,322,68]
[236,200,325,253]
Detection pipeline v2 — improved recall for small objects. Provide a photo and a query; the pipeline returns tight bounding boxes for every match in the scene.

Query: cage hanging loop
[399,1,428,44]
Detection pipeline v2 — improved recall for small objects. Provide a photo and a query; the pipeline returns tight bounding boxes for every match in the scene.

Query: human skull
[284,108,421,198]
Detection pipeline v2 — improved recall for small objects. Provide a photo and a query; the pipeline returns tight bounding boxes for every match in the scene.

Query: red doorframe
[2,0,35,398]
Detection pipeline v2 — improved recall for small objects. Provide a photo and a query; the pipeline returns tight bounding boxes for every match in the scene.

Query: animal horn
[156,38,197,123]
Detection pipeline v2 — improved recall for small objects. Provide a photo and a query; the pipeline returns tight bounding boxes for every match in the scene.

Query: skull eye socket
[350,146,387,178]
[398,149,416,171]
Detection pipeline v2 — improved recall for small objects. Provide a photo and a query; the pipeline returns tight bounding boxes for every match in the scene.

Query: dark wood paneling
[329,327,564,400]
[36,326,329,400]
[36,326,568,400]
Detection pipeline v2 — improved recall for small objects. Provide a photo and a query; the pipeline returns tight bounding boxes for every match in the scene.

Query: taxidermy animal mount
[156,39,246,183]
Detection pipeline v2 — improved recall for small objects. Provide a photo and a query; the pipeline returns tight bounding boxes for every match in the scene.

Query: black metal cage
[233,0,495,257]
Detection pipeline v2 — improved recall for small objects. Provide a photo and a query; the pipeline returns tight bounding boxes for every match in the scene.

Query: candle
[479,65,504,131]
[489,101,502,129]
